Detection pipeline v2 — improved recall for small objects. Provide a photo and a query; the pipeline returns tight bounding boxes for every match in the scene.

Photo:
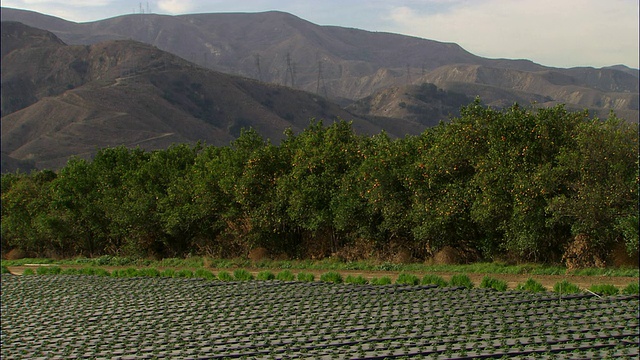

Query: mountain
[2,22,424,172]
[4,6,636,123]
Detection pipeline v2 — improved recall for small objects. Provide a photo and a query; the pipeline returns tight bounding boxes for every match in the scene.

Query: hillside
[2,7,637,124]
[1,22,424,172]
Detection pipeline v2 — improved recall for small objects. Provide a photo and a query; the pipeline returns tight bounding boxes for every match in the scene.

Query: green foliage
[174,269,194,278]
[194,269,216,280]
[395,273,420,285]
[112,268,140,278]
[449,274,474,289]
[22,268,35,275]
[276,270,296,281]
[479,276,508,291]
[79,267,110,276]
[370,276,392,285]
[233,269,254,281]
[160,268,176,278]
[257,271,276,280]
[589,284,619,296]
[553,280,581,294]
[296,272,314,282]
[1,265,11,274]
[516,278,546,293]
[217,271,233,281]
[622,282,639,295]
[137,268,161,277]
[320,271,343,283]
[36,266,62,275]
[421,274,447,287]
[345,275,368,285]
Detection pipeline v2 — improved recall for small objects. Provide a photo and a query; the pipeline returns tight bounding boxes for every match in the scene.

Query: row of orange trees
[2,102,638,263]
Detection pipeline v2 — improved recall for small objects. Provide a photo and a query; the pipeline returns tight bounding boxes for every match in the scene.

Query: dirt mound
[562,234,606,270]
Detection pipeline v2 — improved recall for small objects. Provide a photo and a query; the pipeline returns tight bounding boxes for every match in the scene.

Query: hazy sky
[2,0,638,69]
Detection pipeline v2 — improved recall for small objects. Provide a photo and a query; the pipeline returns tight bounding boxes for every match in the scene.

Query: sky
[2,0,638,69]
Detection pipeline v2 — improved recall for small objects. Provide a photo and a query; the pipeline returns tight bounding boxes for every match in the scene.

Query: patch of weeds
[622,282,639,295]
[345,275,368,285]
[396,273,420,285]
[160,268,176,278]
[112,268,140,278]
[217,271,233,281]
[449,274,474,289]
[79,267,110,276]
[174,269,194,278]
[516,278,546,293]
[22,268,35,275]
[257,271,276,280]
[233,269,254,281]
[297,272,314,282]
[589,284,619,296]
[36,266,62,275]
[370,276,392,285]
[480,276,508,291]
[553,280,581,294]
[60,268,80,275]
[1,265,12,274]
[320,271,343,283]
[194,269,216,280]
[421,274,448,287]
[276,270,296,281]
[137,268,161,277]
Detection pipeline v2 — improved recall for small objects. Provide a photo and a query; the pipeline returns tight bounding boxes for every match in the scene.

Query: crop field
[1,274,638,359]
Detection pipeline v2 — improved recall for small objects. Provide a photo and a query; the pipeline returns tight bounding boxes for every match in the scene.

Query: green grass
[479,276,507,291]
[257,271,276,280]
[553,280,582,294]
[233,269,254,281]
[22,268,35,275]
[137,268,161,277]
[345,275,368,285]
[174,269,194,278]
[217,271,233,281]
[297,272,314,282]
[194,269,216,280]
[320,271,343,284]
[589,284,619,296]
[622,282,639,295]
[450,274,474,289]
[421,274,448,287]
[276,270,296,281]
[516,278,546,293]
[1,265,12,274]
[160,268,176,278]
[370,276,392,285]
[395,273,420,285]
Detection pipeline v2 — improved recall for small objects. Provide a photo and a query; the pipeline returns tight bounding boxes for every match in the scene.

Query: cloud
[157,0,195,14]
[386,0,639,68]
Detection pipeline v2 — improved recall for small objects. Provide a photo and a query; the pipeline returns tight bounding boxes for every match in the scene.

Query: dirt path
[6,265,637,290]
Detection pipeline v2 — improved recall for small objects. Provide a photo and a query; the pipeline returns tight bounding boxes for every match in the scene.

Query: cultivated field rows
[1,275,638,359]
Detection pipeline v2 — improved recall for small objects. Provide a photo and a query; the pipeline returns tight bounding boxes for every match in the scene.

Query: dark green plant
[421,274,447,287]
[22,268,35,275]
[36,266,62,275]
[449,274,474,289]
[217,271,233,281]
[516,278,546,293]
[137,268,161,277]
[257,271,276,280]
[479,276,507,291]
[553,280,581,294]
[194,269,216,280]
[370,276,392,285]
[297,272,314,282]
[345,275,368,285]
[395,273,420,285]
[160,268,175,278]
[233,269,254,281]
[320,271,343,283]
[174,269,194,278]
[276,270,296,281]
[622,282,639,295]
[589,284,619,296]
[0,265,10,274]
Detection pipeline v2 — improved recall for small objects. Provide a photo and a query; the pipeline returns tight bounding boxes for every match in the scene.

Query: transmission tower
[255,54,263,82]
[284,52,296,88]
[316,60,327,97]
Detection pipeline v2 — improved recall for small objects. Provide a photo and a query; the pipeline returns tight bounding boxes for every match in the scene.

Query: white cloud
[157,0,195,14]
[386,0,639,68]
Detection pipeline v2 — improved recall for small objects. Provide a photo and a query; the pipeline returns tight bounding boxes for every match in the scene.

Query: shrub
[79,267,110,276]
[36,266,62,275]
[622,282,639,295]
[345,275,368,285]
[257,271,276,281]
[22,268,35,275]
[194,269,216,280]
[60,268,80,275]
[450,274,474,289]
[589,284,619,296]
[320,271,343,283]
[480,276,508,291]
[370,276,392,285]
[276,270,296,281]
[217,271,233,281]
[297,272,314,282]
[516,278,546,293]
[111,268,140,278]
[160,268,176,278]
[233,269,254,281]
[174,269,194,278]
[1,265,11,274]
[553,280,581,294]
[421,274,448,287]
[396,273,420,285]
[137,268,161,277]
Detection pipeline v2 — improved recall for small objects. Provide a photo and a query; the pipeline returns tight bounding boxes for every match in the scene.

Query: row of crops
[2,273,638,359]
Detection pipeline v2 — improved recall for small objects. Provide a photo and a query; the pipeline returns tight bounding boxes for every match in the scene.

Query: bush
[516,278,546,293]
[480,276,508,291]
[297,272,314,282]
[1,265,11,274]
[622,282,639,295]
[137,268,161,277]
[257,271,276,280]
[396,273,420,285]
[276,270,296,281]
[22,268,35,275]
[553,280,581,294]
[60,268,80,275]
[217,271,233,281]
[589,284,619,296]
[194,269,216,280]
[320,271,343,284]
[450,274,474,289]
[421,274,448,287]
[233,269,254,281]
[111,268,140,278]
[36,266,62,275]
[370,276,392,285]
[160,268,175,278]
[79,267,110,276]
[345,275,368,285]
[174,269,194,278]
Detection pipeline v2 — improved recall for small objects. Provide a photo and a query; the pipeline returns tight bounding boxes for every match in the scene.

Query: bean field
[1,275,638,359]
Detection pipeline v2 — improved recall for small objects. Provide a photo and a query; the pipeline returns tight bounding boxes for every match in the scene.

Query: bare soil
[5,265,638,290]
